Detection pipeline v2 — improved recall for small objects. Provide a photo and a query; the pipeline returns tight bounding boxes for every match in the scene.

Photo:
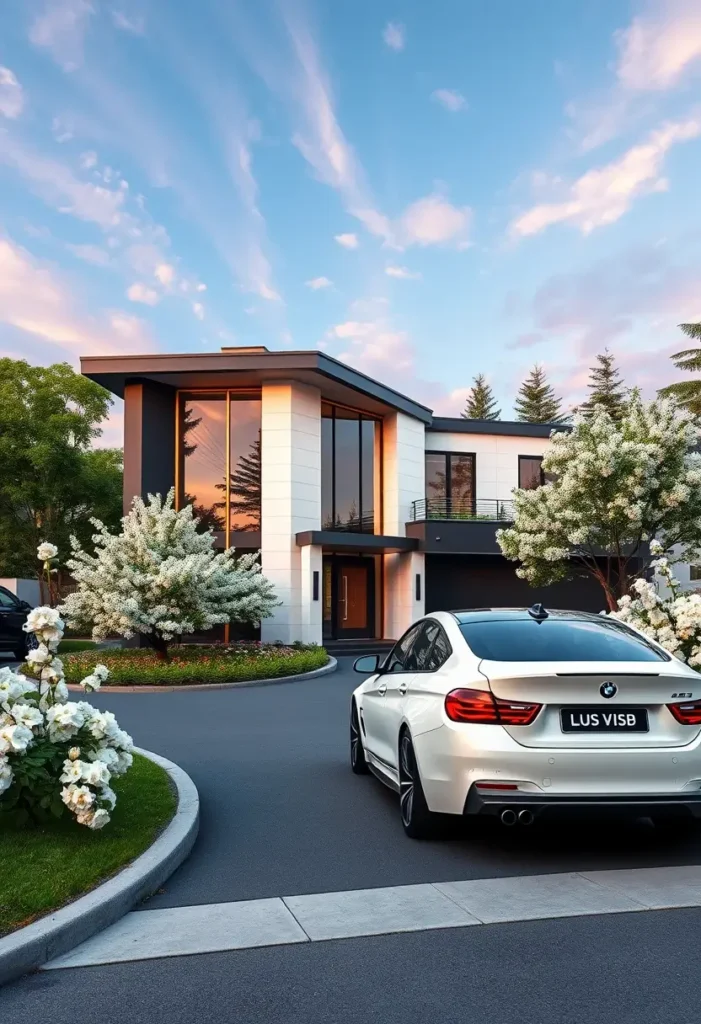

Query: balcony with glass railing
[410,497,516,522]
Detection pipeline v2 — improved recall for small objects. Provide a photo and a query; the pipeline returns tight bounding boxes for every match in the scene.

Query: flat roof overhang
[296,531,418,554]
[81,350,433,423]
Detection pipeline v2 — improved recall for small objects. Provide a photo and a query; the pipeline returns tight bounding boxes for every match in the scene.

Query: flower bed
[62,643,330,686]
[0,752,176,937]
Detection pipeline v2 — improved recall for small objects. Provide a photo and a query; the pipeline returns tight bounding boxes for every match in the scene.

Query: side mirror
[19,601,32,612]
[354,654,380,675]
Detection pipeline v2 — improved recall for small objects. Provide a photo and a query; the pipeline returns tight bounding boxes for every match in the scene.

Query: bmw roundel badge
[600,681,617,699]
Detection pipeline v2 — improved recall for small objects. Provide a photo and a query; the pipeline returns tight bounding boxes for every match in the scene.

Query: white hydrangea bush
[61,488,278,660]
[0,546,133,829]
[497,396,701,610]
[612,541,701,668]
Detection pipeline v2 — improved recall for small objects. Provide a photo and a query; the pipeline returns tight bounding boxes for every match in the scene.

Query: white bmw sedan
[350,606,701,838]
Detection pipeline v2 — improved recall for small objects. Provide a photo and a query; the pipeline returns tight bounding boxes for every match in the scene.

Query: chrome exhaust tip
[518,809,534,826]
[500,808,517,826]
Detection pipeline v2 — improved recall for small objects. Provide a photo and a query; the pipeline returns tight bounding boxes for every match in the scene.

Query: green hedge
[62,642,329,686]
[57,639,96,653]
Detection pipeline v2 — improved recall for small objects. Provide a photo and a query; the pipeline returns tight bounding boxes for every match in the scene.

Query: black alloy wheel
[398,730,437,839]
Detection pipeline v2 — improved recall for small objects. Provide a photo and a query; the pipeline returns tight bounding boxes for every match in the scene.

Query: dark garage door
[425,554,608,614]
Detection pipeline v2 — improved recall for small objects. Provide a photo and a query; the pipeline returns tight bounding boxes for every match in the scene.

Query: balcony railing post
[410,497,515,522]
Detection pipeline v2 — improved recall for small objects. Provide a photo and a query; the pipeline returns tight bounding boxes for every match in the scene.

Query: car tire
[398,730,437,839]
[350,700,369,775]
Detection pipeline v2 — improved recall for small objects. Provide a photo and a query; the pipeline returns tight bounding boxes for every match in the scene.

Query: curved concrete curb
[66,656,338,693]
[0,748,199,987]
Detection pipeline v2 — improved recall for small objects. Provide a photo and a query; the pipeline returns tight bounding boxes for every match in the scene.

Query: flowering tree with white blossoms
[60,489,278,661]
[612,541,701,667]
[0,545,133,828]
[497,396,701,611]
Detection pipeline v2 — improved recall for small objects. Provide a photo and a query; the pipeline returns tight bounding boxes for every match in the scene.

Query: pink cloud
[0,234,156,362]
[512,118,701,237]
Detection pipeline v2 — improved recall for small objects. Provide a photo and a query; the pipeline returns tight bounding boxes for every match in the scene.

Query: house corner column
[260,382,321,644]
[381,411,426,638]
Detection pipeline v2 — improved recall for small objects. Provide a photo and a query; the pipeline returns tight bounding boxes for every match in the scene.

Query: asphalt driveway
[73,656,701,909]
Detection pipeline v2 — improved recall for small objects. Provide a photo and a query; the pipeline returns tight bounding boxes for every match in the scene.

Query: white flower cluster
[497,396,701,608]
[60,488,278,650]
[0,573,133,828]
[612,553,701,668]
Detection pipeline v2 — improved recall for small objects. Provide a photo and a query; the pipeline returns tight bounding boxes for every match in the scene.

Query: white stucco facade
[260,381,322,644]
[426,431,552,502]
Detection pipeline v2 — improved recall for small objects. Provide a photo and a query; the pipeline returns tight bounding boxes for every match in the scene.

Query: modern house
[81,346,605,648]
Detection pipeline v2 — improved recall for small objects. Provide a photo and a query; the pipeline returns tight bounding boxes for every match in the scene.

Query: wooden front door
[331,558,374,639]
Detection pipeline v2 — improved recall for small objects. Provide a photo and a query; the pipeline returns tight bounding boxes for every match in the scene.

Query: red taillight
[667,699,701,725]
[444,688,542,726]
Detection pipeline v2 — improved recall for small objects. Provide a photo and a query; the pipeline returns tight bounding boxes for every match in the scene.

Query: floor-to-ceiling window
[321,403,382,533]
[178,391,261,541]
[425,451,476,515]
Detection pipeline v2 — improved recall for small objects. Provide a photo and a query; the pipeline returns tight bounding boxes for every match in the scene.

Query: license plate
[560,707,649,733]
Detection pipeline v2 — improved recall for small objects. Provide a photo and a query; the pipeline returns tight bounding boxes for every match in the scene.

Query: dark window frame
[518,454,545,490]
[321,402,382,534]
[425,450,476,515]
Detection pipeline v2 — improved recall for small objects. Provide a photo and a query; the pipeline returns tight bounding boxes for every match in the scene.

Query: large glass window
[425,452,475,515]
[321,403,381,533]
[178,391,261,537]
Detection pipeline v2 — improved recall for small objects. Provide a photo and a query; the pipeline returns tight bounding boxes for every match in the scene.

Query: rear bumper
[464,790,701,820]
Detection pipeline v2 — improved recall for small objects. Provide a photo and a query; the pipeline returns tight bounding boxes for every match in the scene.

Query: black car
[0,586,34,660]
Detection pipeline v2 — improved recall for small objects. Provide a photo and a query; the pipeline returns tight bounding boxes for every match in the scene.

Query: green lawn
[62,642,329,686]
[0,753,176,937]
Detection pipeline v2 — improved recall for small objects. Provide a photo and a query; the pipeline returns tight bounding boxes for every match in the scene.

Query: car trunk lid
[479,659,701,748]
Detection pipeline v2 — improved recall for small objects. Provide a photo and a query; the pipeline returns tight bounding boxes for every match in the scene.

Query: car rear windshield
[459,617,669,662]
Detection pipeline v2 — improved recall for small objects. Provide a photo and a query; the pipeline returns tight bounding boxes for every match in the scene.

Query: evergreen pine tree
[659,323,701,416]
[514,364,567,423]
[580,350,627,420]
[461,373,501,420]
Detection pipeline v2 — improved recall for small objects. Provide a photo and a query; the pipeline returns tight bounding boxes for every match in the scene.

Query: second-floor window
[321,403,381,533]
[518,455,545,490]
[425,451,475,515]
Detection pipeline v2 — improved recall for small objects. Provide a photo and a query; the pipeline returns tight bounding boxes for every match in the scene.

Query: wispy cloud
[66,242,110,265]
[0,233,154,360]
[385,265,421,280]
[0,66,24,119]
[110,9,146,35]
[192,301,205,320]
[126,281,159,305]
[335,232,359,249]
[398,193,472,247]
[383,22,405,52]
[512,118,700,237]
[306,276,333,289]
[431,89,466,112]
[567,1,701,151]
[616,1,701,92]
[29,0,94,72]
[0,136,126,228]
[329,319,415,377]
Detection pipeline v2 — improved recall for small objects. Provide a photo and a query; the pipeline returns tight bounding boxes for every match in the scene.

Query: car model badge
[600,681,617,699]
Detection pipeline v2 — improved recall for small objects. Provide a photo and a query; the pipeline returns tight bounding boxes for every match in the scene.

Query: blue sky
[1,0,701,438]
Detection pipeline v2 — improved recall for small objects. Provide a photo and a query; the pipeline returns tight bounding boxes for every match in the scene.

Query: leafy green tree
[461,374,501,420]
[514,365,567,423]
[0,359,123,579]
[659,323,701,416]
[580,350,627,420]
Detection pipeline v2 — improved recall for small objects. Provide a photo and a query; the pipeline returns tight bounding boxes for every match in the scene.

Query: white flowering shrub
[0,545,133,829]
[497,396,701,610]
[612,541,701,668]
[61,489,278,660]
